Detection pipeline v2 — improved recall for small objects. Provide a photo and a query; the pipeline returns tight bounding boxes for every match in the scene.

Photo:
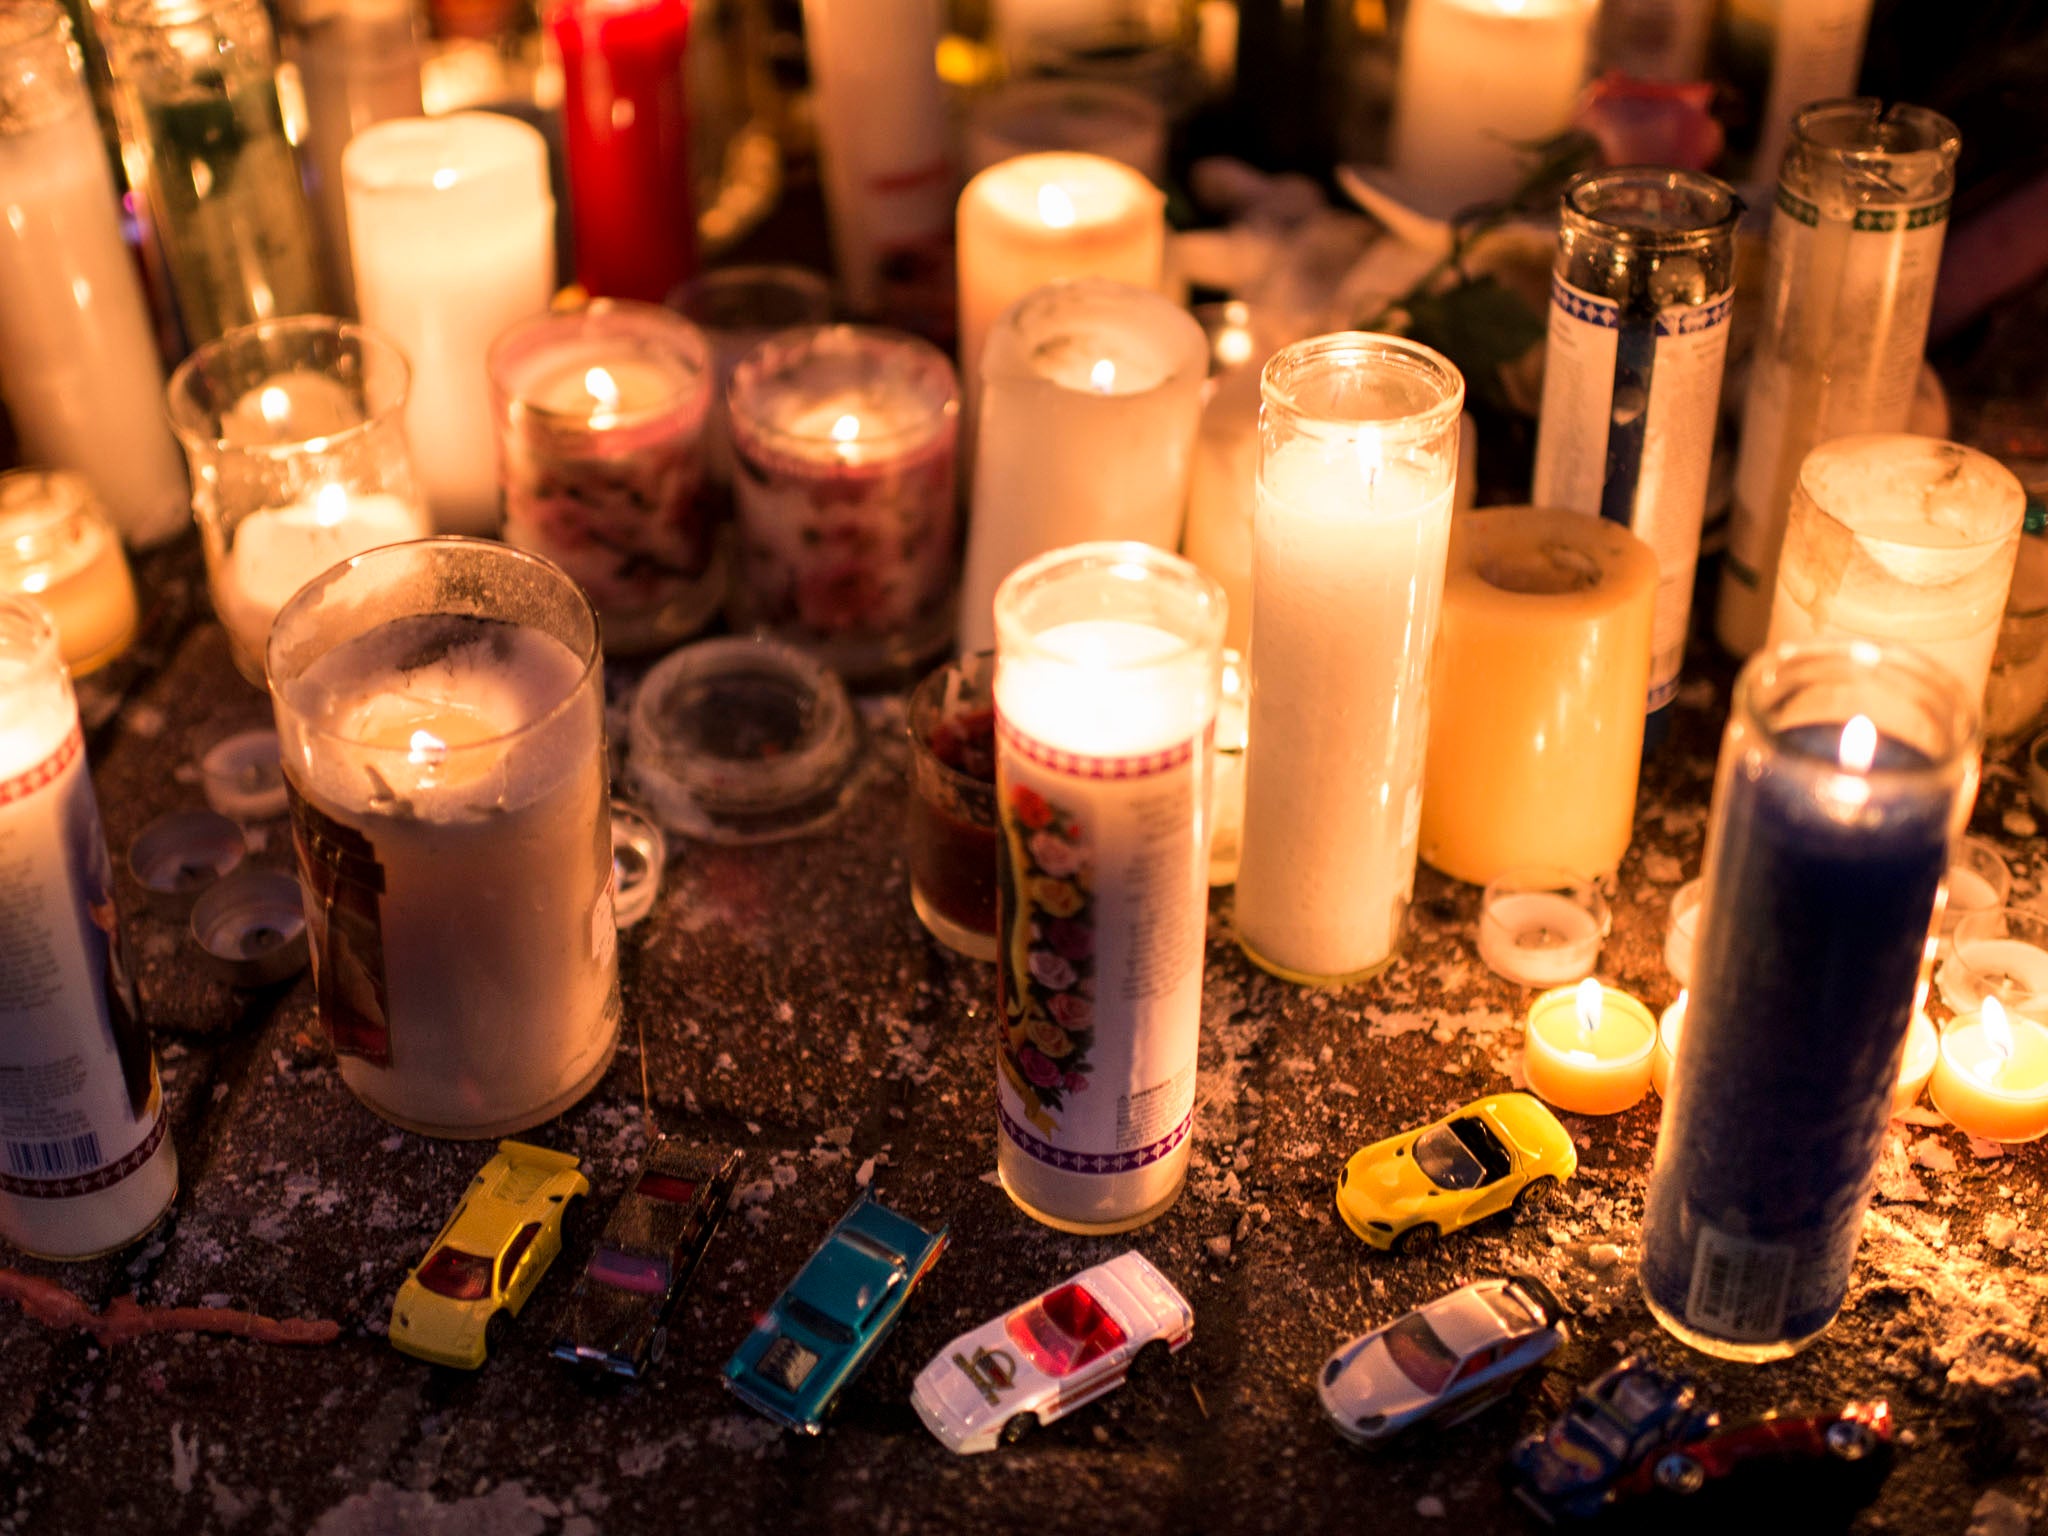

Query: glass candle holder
[668,264,834,488]
[1768,435,2025,703]
[726,324,960,685]
[1235,333,1465,985]
[1181,301,1286,657]
[1718,99,1960,657]
[1937,906,2048,1020]
[491,300,720,655]
[267,538,620,1138]
[992,541,1226,1235]
[168,316,430,685]
[907,651,998,961]
[1942,834,2011,939]
[0,597,177,1259]
[1207,646,1248,887]
[0,2,188,546]
[1652,993,1684,1098]
[1531,167,1739,723]
[0,472,140,676]
[1640,640,1977,1362]
[959,278,1210,652]
[1478,869,1610,989]
[963,78,1167,182]
[101,0,325,345]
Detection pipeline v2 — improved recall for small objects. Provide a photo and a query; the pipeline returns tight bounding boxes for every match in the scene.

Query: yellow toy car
[390,1140,589,1369]
[1336,1092,1577,1256]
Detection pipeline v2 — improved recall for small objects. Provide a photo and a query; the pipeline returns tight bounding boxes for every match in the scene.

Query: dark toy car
[1507,1351,1717,1523]
[1613,1400,1896,1527]
[550,1140,743,1379]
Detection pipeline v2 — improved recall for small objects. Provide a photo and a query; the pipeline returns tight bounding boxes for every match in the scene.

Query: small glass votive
[1664,878,1703,988]
[167,316,430,685]
[628,635,865,844]
[126,810,246,917]
[1477,869,1610,989]
[1942,834,2012,938]
[668,265,834,487]
[190,868,309,987]
[200,728,288,821]
[1938,906,2048,1019]
[727,325,960,686]
[1207,647,1248,887]
[1523,979,1656,1115]
[609,798,668,929]
[491,300,721,656]
[907,651,999,961]
[0,472,139,676]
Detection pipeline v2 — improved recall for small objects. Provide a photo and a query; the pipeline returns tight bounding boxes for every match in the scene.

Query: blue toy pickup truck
[1507,1351,1717,1523]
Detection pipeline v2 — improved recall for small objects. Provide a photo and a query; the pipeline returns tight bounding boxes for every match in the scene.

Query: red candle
[552,0,697,303]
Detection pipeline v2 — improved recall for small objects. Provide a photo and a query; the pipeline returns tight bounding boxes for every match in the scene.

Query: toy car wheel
[1652,1453,1705,1496]
[1824,1419,1879,1461]
[648,1327,668,1368]
[1000,1413,1039,1447]
[1394,1222,1439,1257]
[561,1193,585,1240]
[484,1312,508,1360]
[1130,1340,1171,1383]
[1513,1176,1561,1217]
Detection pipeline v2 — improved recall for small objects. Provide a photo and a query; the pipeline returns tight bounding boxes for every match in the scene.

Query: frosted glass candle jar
[343,112,556,535]
[0,472,139,676]
[668,264,834,488]
[727,325,960,685]
[168,316,429,684]
[992,541,1225,1233]
[1767,435,2025,703]
[1478,870,1609,988]
[959,279,1209,652]
[1181,301,1285,657]
[1235,334,1465,985]
[0,2,188,546]
[1938,907,2048,1021]
[267,539,620,1137]
[491,301,719,655]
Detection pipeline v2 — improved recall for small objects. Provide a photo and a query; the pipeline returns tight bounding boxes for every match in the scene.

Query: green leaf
[1399,276,1546,412]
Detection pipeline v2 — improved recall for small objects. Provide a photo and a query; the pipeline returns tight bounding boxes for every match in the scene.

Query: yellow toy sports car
[390,1140,589,1369]
[1336,1092,1577,1256]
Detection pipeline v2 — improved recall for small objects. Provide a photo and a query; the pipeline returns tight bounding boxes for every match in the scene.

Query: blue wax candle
[1640,649,1971,1361]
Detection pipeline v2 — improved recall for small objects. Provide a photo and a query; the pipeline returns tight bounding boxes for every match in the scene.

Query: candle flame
[259,386,289,425]
[1215,324,1253,369]
[1575,977,1603,1036]
[831,414,861,443]
[1980,995,2015,1081]
[1838,714,1878,773]
[313,484,349,527]
[1037,182,1076,228]
[1089,358,1117,393]
[406,729,446,764]
[585,368,620,410]
[1353,423,1384,486]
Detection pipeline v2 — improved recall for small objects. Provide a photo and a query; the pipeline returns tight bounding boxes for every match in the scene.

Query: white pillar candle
[1389,0,1598,213]
[956,152,1166,416]
[0,472,140,677]
[0,2,188,546]
[344,113,556,535]
[1235,334,1465,984]
[0,598,177,1259]
[958,279,1208,653]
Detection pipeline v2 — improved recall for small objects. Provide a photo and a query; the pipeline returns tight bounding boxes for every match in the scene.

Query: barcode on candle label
[1685,1225,1795,1341]
[4,1132,103,1180]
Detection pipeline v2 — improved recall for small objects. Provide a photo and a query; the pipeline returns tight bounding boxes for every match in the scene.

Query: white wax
[0,97,188,545]
[1235,440,1455,981]
[1940,938,2048,1017]
[523,353,697,419]
[1478,891,1603,987]
[998,618,1210,756]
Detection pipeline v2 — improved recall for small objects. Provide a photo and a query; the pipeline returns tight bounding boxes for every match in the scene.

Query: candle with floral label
[0,598,177,1259]
[992,543,1224,1233]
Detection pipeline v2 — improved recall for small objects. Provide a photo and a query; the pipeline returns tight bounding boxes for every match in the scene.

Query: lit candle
[1930,998,2048,1143]
[0,472,140,677]
[1523,978,1656,1115]
[1478,871,1608,988]
[1937,907,2048,1017]
[1389,0,1598,213]
[1652,992,1684,1098]
[1653,993,1938,1115]
[1207,648,1248,887]
[958,279,1209,652]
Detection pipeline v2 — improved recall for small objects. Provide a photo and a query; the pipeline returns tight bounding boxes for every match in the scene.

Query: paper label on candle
[0,727,163,1200]
[288,783,393,1066]
[1534,278,1733,711]
[993,718,1204,1177]
[1684,1222,1795,1342]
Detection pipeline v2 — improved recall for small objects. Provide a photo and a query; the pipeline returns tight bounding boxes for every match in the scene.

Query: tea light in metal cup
[1929,996,2048,1143]
[1522,977,1656,1115]
[1942,835,2011,939]
[1478,869,1609,989]
[200,729,288,821]
[190,868,309,987]
[1937,906,2048,1019]
[1664,878,1703,988]
[126,810,246,916]
[609,798,667,929]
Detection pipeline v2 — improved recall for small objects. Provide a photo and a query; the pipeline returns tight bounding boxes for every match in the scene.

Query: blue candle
[1639,642,1974,1360]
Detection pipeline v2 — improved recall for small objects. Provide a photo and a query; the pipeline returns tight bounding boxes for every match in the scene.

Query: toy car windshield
[634,1171,698,1204]
[1384,1313,1459,1392]
[1414,1124,1488,1188]
[588,1246,670,1296]
[786,1296,857,1345]
[1004,1284,1127,1376]
[417,1248,492,1301]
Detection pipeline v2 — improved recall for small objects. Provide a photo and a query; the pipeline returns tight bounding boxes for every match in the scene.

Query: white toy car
[1317,1274,1566,1446]
[911,1250,1193,1453]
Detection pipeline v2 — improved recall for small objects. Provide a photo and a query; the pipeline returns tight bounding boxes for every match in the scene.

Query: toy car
[723,1190,947,1433]
[911,1251,1194,1454]
[1506,1351,1718,1524]
[550,1139,743,1380]
[1316,1273,1565,1445]
[1614,1400,1895,1524]
[1336,1092,1577,1255]
[390,1140,588,1370]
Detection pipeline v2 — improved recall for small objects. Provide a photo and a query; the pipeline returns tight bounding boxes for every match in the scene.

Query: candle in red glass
[552,0,697,303]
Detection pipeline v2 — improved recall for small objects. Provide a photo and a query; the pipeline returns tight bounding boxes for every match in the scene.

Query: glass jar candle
[101,0,325,344]
[491,300,720,655]
[668,264,834,488]
[992,541,1225,1233]
[0,472,139,676]
[727,324,960,685]
[168,316,430,684]
[1235,333,1465,985]
[907,650,998,961]
[267,538,620,1137]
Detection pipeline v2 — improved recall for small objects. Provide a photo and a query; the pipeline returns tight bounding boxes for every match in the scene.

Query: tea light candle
[0,472,139,676]
[1524,978,1656,1114]
[1938,907,2048,1017]
[1389,0,1598,212]
[1652,992,1684,1098]
[1929,997,2048,1143]
[201,729,289,821]
[958,280,1209,652]
[1941,835,2011,938]
[956,151,1165,413]
[1478,872,1609,988]
[1665,878,1703,987]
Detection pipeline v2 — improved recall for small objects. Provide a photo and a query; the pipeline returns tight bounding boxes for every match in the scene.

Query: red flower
[1010,785,1054,830]
[1018,1044,1062,1088]
[1044,917,1092,963]
[1572,73,1724,173]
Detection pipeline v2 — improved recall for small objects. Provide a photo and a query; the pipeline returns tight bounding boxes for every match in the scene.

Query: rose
[1572,73,1724,174]
[1048,992,1093,1031]
[1062,1072,1088,1093]
[1043,917,1092,963]
[1010,785,1054,830]
[1017,1044,1062,1088]
[1026,1019,1075,1057]
[1028,949,1077,990]
[1030,831,1083,879]
[1029,877,1083,918]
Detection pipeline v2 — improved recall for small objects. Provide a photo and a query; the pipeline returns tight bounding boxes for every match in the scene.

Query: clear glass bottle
[102,0,326,345]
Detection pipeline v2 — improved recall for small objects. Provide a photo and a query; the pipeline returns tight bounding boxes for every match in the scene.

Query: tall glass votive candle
[0,1,188,547]
[959,279,1209,653]
[907,650,998,961]
[727,325,959,685]
[551,0,696,303]
[343,113,557,535]
[169,316,429,684]
[1640,640,1976,1361]
[1768,435,2025,704]
[0,472,139,676]
[992,542,1225,1233]
[492,301,718,655]
[1235,334,1465,985]
[102,0,325,345]
[1181,301,1285,657]
[267,539,620,1137]
[668,264,834,488]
